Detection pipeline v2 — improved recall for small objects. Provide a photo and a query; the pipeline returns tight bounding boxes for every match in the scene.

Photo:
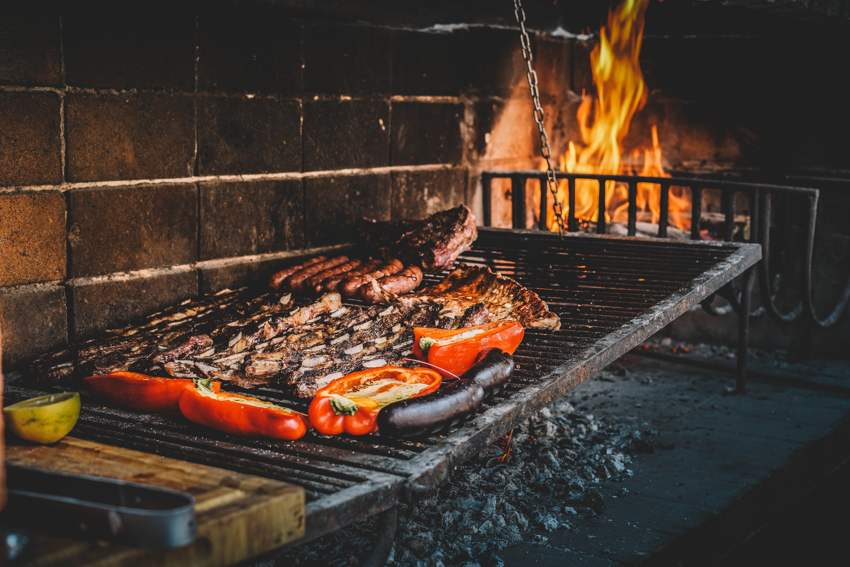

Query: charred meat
[361,204,478,270]
[408,265,562,330]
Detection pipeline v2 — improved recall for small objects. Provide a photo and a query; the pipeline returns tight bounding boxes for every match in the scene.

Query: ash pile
[390,393,651,566]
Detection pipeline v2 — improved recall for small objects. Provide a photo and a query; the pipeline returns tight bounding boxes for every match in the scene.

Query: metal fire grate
[481,170,850,329]
[6,228,760,545]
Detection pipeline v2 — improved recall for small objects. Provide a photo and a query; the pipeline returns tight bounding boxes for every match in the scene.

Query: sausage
[466,349,515,396]
[269,256,327,289]
[379,265,423,294]
[321,258,382,293]
[307,259,362,293]
[288,256,350,291]
[377,379,485,438]
[359,265,423,303]
[339,258,404,297]
[377,351,513,437]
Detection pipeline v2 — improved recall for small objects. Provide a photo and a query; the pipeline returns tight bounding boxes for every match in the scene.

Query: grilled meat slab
[360,204,477,270]
[269,205,478,304]
[152,265,559,396]
[409,265,562,330]
[27,261,558,399]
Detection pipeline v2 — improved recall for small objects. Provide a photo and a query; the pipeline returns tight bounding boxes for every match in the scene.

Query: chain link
[512,0,568,236]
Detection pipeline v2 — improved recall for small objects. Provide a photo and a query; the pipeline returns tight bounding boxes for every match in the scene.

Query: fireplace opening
[475,0,850,357]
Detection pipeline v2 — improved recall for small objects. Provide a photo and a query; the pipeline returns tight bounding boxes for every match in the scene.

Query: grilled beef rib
[361,204,478,270]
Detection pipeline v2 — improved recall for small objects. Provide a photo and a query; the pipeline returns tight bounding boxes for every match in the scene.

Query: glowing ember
[553,0,690,232]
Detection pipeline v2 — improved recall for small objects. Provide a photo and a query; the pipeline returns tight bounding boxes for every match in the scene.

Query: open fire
[487,0,693,232]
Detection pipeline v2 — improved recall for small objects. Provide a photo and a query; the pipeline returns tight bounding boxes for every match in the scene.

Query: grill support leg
[362,506,398,567]
[736,268,755,393]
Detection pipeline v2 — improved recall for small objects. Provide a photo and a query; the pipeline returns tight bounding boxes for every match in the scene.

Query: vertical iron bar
[627,180,637,236]
[567,176,578,232]
[722,189,735,241]
[511,175,526,230]
[361,507,399,567]
[749,189,760,244]
[597,179,606,234]
[690,185,702,240]
[481,173,492,228]
[781,191,794,285]
[797,191,819,356]
[658,183,669,238]
[736,268,754,393]
[538,173,548,231]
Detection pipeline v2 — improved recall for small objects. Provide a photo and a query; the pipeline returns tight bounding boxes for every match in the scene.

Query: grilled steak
[360,204,477,270]
[399,205,477,270]
[408,265,562,330]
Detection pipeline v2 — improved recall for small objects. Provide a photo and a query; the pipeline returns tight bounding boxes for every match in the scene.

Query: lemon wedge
[3,392,81,444]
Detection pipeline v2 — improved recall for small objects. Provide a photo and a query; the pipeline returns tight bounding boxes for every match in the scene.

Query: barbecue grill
[6,228,761,560]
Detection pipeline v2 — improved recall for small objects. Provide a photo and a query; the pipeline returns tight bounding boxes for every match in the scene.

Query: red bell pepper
[308,366,442,436]
[412,320,525,377]
[84,371,221,412]
[179,379,307,441]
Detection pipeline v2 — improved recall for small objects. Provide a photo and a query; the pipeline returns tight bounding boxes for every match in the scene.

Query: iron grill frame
[7,228,761,551]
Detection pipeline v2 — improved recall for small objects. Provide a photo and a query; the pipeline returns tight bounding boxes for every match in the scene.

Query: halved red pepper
[84,371,221,412]
[308,366,442,436]
[413,320,525,378]
[179,379,307,441]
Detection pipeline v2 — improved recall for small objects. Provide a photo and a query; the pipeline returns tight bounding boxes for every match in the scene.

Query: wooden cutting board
[5,436,305,566]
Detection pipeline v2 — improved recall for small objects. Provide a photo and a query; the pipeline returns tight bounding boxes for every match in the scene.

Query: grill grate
[6,228,760,543]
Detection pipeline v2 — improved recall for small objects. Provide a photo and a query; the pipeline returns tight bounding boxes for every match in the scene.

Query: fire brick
[0,15,61,86]
[303,100,389,171]
[391,102,463,166]
[0,191,66,287]
[303,23,391,95]
[571,39,594,94]
[68,184,198,277]
[462,28,525,97]
[70,270,197,339]
[393,30,466,96]
[303,173,391,246]
[198,97,301,175]
[535,36,572,101]
[63,14,195,90]
[0,283,68,366]
[0,92,62,186]
[198,16,301,95]
[65,93,195,182]
[199,179,304,260]
[391,168,468,220]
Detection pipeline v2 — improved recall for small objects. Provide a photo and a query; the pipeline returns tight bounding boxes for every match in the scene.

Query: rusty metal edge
[298,473,404,544]
[475,225,751,248]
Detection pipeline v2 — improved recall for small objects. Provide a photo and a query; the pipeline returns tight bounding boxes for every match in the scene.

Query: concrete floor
[498,352,850,566]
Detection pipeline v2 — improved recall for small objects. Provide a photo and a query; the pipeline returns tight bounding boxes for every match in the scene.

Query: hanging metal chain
[512,0,568,236]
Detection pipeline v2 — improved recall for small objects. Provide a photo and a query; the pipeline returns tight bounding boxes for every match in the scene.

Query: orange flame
[552,0,691,232]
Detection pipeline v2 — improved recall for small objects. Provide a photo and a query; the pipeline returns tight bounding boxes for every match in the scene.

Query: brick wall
[0,12,577,366]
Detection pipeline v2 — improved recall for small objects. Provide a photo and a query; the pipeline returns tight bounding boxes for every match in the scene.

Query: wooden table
[6,437,304,566]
